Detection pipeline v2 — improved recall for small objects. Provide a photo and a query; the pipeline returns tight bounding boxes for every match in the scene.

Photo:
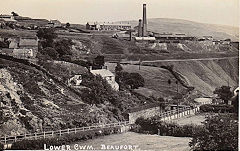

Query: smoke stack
[142,4,147,37]
[138,19,142,37]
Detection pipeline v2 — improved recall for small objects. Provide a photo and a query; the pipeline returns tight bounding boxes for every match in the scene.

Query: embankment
[143,57,239,96]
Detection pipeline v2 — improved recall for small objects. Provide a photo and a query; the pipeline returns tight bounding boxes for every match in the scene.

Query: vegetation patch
[200,104,234,113]
[133,113,238,151]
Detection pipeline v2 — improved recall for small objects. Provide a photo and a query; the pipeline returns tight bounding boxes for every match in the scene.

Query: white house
[68,75,82,87]
[90,69,119,91]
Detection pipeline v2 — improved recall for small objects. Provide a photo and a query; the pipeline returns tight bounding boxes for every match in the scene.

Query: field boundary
[0,121,130,144]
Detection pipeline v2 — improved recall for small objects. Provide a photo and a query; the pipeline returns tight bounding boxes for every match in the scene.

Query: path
[120,56,238,64]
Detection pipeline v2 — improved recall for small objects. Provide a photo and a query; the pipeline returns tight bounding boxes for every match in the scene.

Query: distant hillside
[119,18,239,41]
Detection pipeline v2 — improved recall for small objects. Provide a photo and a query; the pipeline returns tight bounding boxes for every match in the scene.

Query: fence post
[67,128,70,134]
[52,131,54,137]
[4,135,6,144]
[75,127,77,134]
[24,133,26,139]
[59,130,61,136]
[34,133,37,140]
[43,131,45,139]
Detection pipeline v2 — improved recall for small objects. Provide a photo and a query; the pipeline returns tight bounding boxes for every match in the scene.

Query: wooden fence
[0,121,130,144]
[159,106,200,121]
[0,106,201,144]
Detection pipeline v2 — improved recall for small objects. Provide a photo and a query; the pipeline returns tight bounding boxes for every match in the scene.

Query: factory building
[154,33,196,43]
[86,22,131,31]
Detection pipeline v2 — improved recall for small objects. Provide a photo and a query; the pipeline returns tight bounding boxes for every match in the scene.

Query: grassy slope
[143,58,239,96]
[106,63,188,99]
[120,18,239,41]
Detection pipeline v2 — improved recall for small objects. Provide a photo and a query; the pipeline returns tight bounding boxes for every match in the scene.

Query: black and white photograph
[0,0,239,150]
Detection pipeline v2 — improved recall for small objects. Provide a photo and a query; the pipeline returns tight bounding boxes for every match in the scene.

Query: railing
[159,106,200,121]
[0,121,130,144]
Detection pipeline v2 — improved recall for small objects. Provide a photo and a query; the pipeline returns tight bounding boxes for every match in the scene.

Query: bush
[189,114,238,150]
[200,104,234,113]
[54,39,74,57]
[134,117,203,137]
[40,47,59,60]
[116,72,144,89]
[0,142,4,151]
[213,86,233,104]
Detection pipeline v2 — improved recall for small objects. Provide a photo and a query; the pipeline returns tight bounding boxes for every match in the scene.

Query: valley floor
[69,132,191,151]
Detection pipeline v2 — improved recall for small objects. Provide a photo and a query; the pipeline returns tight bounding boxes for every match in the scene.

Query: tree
[40,47,59,59]
[213,86,233,104]
[66,22,70,28]
[167,79,171,85]
[190,114,238,150]
[11,12,19,16]
[231,93,239,114]
[37,28,57,48]
[54,39,74,57]
[115,62,123,74]
[116,72,144,89]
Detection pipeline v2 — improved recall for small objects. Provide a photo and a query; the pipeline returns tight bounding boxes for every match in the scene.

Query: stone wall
[128,106,161,124]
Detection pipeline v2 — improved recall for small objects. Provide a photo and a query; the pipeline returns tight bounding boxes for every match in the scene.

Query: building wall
[128,106,160,124]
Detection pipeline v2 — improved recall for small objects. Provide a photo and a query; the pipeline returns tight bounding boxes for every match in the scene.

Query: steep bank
[143,58,239,96]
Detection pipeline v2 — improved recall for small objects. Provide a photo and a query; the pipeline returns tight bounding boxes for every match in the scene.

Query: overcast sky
[0,0,239,27]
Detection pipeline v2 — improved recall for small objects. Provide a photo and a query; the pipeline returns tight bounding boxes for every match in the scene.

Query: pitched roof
[19,37,38,46]
[90,69,114,77]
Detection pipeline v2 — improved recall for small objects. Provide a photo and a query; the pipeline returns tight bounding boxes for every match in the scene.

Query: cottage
[90,69,119,91]
[68,75,82,87]
[0,14,16,22]
[46,20,62,28]
[4,37,38,58]
[13,48,34,57]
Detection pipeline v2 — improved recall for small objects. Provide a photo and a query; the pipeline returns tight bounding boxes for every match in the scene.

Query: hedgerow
[200,104,234,113]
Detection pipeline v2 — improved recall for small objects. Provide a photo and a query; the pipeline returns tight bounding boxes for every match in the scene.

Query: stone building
[90,69,119,91]
[2,36,38,58]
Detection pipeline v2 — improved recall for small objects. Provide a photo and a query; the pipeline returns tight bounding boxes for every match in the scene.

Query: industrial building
[154,33,196,43]
[86,22,131,31]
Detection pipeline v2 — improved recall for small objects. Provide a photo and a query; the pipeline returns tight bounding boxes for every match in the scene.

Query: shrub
[200,104,234,113]
[37,28,57,48]
[116,72,144,89]
[189,114,238,150]
[0,142,4,151]
[40,47,59,60]
[213,86,233,104]
[134,116,203,137]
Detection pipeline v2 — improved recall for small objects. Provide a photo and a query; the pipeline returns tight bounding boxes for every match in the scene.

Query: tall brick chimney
[138,19,142,37]
[142,4,147,37]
